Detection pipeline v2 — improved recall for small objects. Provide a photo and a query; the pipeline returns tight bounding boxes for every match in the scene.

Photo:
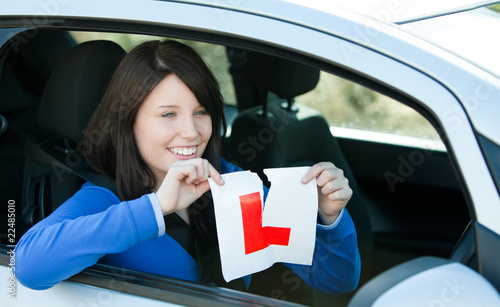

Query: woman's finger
[191,159,208,184]
[316,167,344,187]
[301,162,334,184]
[320,176,348,195]
[327,185,352,202]
[185,170,197,185]
[208,163,225,185]
[179,159,224,186]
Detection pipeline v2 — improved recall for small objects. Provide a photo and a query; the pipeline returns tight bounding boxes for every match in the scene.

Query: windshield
[401,5,500,77]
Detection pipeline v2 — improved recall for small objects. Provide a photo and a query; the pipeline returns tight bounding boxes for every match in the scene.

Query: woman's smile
[168,146,197,158]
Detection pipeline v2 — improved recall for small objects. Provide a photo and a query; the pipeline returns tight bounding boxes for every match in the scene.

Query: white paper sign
[208,167,317,282]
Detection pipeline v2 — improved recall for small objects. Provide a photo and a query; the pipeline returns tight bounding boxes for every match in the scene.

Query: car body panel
[348,256,500,306]
[0,266,182,307]
[0,252,305,306]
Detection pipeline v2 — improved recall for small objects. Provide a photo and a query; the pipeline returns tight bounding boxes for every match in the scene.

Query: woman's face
[133,74,213,182]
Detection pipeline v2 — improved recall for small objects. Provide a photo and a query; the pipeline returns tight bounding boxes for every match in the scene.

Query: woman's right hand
[155,158,225,215]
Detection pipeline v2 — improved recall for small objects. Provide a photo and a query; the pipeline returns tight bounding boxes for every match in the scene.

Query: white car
[1,0,500,306]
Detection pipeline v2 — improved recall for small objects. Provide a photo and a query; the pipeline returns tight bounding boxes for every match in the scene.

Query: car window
[69,32,237,106]
[72,31,437,148]
[1,28,469,307]
[296,71,442,142]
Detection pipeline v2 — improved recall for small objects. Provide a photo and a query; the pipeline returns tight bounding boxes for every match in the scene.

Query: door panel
[337,136,470,269]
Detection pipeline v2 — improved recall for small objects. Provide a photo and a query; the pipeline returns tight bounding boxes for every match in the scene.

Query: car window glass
[69,32,237,106]
[295,71,442,142]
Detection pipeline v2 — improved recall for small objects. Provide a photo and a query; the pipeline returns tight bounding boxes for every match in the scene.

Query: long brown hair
[83,40,227,283]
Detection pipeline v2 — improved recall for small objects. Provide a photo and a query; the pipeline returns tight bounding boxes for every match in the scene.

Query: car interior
[0,28,472,306]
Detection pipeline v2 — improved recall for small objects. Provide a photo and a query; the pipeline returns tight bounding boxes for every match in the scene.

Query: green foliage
[488,4,500,13]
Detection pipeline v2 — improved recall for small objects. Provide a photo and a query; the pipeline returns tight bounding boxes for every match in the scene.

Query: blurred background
[70,31,440,142]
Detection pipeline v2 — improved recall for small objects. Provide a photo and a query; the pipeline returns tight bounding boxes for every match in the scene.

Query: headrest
[38,40,125,143]
[18,30,76,92]
[243,51,320,99]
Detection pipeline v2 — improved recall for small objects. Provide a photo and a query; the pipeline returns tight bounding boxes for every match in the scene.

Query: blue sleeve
[285,210,361,293]
[14,183,160,290]
[221,157,360,293]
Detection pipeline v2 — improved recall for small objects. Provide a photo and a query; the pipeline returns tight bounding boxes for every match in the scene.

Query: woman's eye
[194,109,208,116]
[162,112,176,118]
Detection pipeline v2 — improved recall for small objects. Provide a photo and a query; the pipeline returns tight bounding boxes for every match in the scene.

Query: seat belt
[0,115,118,195]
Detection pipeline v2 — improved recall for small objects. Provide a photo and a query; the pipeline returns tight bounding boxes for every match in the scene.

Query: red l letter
[239,192,291,254]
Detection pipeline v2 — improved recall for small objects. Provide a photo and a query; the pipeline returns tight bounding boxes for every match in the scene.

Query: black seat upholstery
[21,40,125,229]
[227,51,321,181]
[0,30,75,244]
[227,51,374,303]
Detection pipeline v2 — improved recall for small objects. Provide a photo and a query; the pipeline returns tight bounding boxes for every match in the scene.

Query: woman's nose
[179,116,198,139]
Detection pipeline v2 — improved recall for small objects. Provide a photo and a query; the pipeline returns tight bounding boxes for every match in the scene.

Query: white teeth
[169,147,196,156]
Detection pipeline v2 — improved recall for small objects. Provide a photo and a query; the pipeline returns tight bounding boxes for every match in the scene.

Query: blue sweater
[15,159,360,293]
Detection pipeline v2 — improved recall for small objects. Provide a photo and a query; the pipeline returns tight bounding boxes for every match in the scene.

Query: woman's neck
[176,208,190,225]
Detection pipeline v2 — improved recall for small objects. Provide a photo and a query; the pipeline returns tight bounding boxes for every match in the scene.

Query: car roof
[175,0,498,23]
[286,0,499,23]
[166,0,500,75]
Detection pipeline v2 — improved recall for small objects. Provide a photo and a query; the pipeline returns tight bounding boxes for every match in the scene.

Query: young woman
[15,40,360,293]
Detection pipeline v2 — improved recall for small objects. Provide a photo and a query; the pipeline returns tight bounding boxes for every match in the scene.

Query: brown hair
[83,40,227,283]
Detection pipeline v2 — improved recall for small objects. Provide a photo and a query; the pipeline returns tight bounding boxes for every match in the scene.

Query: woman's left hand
[301,162,353,225]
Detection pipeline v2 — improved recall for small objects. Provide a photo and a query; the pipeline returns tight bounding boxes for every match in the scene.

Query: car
[1,0,500,306]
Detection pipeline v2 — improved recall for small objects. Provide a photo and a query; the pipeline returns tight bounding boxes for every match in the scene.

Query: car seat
[0,30,75,244]
[21,40,125,230]
[227,51,374,303]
